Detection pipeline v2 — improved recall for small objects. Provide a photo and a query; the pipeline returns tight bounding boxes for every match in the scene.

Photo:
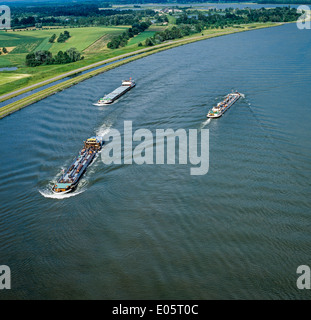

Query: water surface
[0,67,18,72]
[0,23,310,299]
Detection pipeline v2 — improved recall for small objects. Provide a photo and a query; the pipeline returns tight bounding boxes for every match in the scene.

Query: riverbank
[0,22,283,119]
[1,22,309,300]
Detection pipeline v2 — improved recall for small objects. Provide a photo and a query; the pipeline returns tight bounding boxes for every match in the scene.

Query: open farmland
[127,30,156,46]
[0,26,128,67]
[0,73,30,86]
[126,26,167,47]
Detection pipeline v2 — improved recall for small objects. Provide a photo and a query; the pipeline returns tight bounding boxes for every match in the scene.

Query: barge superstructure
[93,78,135,106]
[207,92,242,118]
[52,137,104,193]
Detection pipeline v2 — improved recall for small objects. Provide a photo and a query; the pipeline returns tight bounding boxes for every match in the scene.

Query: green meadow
[0,22,281,99]
[0,73,30,86]
[0,26,128,67]
[127,31,156,45]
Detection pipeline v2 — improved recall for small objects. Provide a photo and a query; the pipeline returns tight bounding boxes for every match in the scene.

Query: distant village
[154,8,183,14]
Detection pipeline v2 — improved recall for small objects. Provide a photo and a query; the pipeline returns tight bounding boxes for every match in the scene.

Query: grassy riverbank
[0,22,283,119]
[0,22,280,98]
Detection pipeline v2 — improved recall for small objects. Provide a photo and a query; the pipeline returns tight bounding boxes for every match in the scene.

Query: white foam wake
[39,187,85,199]
[200,118,211,130]
[39,122,114,200]
[96,122,112,139]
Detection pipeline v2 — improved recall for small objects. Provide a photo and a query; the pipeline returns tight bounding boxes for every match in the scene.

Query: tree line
[144,24,202,47]
[107,21,152,49]
[176,7,300,29]
[11,5,156,29]
[48,31,71,43]
[25,48,84,67]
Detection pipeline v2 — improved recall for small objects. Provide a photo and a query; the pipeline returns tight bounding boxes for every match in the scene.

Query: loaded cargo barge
[52,137,104,194]
[207,92,242,118]
[93,78,136,106]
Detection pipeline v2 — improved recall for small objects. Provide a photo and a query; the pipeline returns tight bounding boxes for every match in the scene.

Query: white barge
[93,79,135,106]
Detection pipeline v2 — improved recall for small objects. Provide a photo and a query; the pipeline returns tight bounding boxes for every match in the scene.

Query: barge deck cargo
[207,92,242,118]
[93,79,135,106]
[52,137,104,194]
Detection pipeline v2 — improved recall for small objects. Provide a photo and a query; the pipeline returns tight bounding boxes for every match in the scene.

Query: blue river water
[0,67,18,72]
[0,55,139,109]
[0,23,310,299]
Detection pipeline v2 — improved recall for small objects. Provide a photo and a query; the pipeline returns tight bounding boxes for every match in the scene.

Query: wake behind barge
[207,92,242,118]
[52,137,104,194]
[93,79,136,106]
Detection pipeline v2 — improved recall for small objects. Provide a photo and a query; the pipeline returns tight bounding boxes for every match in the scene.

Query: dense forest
[177,7,300,27]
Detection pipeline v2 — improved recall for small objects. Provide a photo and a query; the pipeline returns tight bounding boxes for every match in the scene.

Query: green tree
[26,50,53,66]
[54,51,65,64]
[49,34,56,43]
[57,33,65,43]
[145,38,154,46]
[63,52,71,64]
[57,31,70,43]
[64,30,70,38]
[26,53,39,67]
[35,50,53,65]
[66,48,81,62]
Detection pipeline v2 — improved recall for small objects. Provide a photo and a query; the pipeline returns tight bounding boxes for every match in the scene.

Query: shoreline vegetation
[0,5,299,119]
[0,22,283,119]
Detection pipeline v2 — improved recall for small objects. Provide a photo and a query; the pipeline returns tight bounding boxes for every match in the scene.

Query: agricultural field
[0,26,128,67]
[0,73,30,86]
[126,25,167,46]
[127,31,156,46]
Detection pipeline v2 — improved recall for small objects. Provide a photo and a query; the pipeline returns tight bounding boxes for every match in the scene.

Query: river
[0,23,310,299]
